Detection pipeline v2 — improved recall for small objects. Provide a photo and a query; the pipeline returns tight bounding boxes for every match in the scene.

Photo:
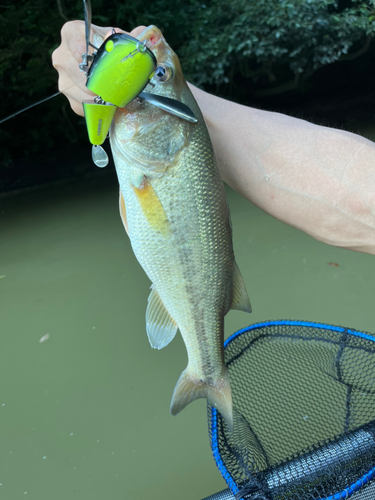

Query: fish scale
[110,25,251,431]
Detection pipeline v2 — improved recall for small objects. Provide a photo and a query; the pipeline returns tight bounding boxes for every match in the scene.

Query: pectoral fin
[146,285,178,349]
[119,189,129,235]
[133,177,169,233]
[230,260,252,313]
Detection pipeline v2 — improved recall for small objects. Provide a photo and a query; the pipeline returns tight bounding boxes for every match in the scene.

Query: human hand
[52,21,146,116]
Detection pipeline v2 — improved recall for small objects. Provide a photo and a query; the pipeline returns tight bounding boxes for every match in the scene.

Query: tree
[0,0,374,191]
[178,0,375,95]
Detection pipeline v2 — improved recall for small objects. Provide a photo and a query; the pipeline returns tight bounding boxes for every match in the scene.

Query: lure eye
[153,65,172,82]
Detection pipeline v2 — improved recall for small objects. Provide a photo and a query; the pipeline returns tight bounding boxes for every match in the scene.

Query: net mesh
[208,321,375,500]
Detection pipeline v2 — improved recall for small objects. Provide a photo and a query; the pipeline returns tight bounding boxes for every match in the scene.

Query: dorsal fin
[146,285,178,349]
[230,261,252,313]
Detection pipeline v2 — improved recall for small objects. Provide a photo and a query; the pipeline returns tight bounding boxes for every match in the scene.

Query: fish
[110,25,251,431]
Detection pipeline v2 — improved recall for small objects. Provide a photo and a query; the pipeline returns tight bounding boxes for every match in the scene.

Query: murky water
[1,173,374,499]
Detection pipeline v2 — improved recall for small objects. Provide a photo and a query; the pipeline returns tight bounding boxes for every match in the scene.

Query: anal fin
[146,285,178,349]
[230,260,252,313]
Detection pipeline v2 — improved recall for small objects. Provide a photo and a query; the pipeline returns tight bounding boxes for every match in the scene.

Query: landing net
[207,321,375,500]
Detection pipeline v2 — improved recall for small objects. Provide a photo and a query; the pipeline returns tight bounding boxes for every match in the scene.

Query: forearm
[190,84,375,255]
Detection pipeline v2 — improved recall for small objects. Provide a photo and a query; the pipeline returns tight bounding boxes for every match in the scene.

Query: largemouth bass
[110,26,251,431]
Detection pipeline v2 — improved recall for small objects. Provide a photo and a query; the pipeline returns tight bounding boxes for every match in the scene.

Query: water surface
[1,173,374,499]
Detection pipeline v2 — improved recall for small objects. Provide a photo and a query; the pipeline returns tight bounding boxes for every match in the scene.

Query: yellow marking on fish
[119,190,129,235]
[133,178,169,233]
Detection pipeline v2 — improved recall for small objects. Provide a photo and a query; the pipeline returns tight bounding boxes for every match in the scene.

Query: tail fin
[170,367,234,431]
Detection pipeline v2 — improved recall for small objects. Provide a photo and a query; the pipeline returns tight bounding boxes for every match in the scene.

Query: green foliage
[177,0,375,90]
[93,0,375,91]
[0,0,373,190]
[0,0,84,177]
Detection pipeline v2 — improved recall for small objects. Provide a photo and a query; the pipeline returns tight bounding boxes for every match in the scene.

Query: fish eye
[153,65,172,82]
[155,66,166,79]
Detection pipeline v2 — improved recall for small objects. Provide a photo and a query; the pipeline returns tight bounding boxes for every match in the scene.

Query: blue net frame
[208,321,375,500]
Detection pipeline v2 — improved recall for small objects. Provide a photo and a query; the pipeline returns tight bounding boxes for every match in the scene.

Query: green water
[1,173,374,500]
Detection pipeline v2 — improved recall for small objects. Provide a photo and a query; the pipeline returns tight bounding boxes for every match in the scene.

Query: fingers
[103,27,125,41]
[101,25,148,41]
[56,69,93,116]
[130,26,147,38]
[52,21,88,116]
[52,21,114,116]
[52,21,150,117]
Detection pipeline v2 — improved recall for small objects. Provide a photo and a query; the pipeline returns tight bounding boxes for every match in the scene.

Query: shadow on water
[0,172,374,499]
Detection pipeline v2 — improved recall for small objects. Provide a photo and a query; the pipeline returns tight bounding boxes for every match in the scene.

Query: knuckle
[71,101,84,117]
[57,79,64,92]
[61,20,83,37]
[51,48,59,68]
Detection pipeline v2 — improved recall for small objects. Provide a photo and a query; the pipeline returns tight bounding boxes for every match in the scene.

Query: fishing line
[0,92,62,125]
[0,75,89,125]
[0,42,146,126]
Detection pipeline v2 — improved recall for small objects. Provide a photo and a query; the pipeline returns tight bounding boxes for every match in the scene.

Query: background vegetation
[0,0,374,192]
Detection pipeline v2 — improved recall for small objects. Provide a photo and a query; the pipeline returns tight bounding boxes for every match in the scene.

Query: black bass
[110,26,251,430]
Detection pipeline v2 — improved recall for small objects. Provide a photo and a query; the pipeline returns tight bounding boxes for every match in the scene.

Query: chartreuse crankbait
[81,33,157,167]
[79,0,156,167]
[80,0,197,168]
[0,0,197,157]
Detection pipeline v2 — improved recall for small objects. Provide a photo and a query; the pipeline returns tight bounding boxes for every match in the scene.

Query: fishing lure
[0,0,197,168]
[79,0,157,167]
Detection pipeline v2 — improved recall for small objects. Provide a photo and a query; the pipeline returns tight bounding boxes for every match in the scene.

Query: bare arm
[190,85,375,255]
[53,22,375,255]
